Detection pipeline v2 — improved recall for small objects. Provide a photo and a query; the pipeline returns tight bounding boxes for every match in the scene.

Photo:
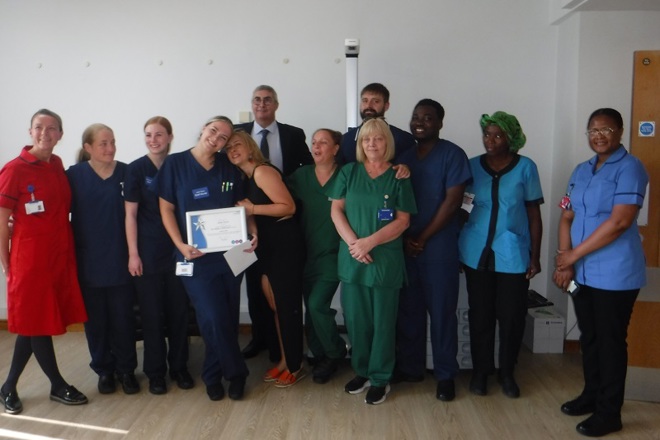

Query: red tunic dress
[0,146,87,335]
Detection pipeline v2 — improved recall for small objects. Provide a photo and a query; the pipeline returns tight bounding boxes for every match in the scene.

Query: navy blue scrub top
[124,155,176,274]
[157,150,245,271]
[68,161,131,288]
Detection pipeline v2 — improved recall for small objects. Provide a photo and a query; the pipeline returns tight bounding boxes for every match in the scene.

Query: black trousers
[464,267,529,376]
[572,285,638,417]
[134,271,190,379]
[82,284,138,375]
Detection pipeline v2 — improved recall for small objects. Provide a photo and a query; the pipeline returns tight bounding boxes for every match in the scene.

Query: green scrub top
[287,165,341,282]
[326,162,417,289]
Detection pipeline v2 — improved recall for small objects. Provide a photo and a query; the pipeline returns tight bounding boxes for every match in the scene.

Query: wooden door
[631,50,660,266]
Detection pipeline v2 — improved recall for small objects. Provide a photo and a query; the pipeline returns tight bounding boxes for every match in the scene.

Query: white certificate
[186,207,248,253]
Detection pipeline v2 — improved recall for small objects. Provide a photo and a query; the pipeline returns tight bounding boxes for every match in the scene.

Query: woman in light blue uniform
[68,123,139,396]
[158,116,256,402]
[458,112,543,399]
[554,108,648,438]
[125,116,191,395]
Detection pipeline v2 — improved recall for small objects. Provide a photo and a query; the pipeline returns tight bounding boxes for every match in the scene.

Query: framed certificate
[186,207,248,253]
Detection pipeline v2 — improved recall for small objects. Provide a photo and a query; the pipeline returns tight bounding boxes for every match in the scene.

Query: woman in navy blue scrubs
[158,116,256,401]
[68,123,139,395]
[125,116,192,395]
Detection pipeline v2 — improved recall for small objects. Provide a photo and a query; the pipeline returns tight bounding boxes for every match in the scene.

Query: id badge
[558,195,571,210]
[377,208,394,221]
[462,192,475,213]
[175,261,194,277]
[25,200,45,215]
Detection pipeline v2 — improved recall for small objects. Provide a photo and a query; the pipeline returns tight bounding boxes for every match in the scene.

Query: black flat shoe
[312,357,342,384]
[561,395,597,416]
[436,379,456,402]
[228,377,246,400]
[149,377,167,395]
[206,383,225,401]
[170,370,194,390]
[50,385,88,405]
[498,375,520,398]
[469,373,488,396]
[576,413,622,437]
[1,389,23,414]
[117,373,140,395]
[98,374,116,394]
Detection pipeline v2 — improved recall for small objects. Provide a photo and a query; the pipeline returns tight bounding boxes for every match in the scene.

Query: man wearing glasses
[236,85,312,361]
[236,85,312,176]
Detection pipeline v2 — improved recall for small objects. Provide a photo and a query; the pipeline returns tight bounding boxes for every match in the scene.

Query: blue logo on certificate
[192,187,210,199]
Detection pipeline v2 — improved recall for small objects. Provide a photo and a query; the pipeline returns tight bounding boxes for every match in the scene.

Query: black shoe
[576,413,622,437]
[50,385,88,405]
[241,339,266,359]
[344,376,370,394]
[365,384,390,405]
[498,375,520,398]
[206,383,225,401]
[228,377,246,400]
[117,373,140,395]
[149,377,167,395]
[436,379,456,402]
[469,373,488,396]
[312,357,342,384]
[170,370,194,390]
[390,369,425,384]
[561,395,597,416]
[1,389,23,415]
[98,374,116,394]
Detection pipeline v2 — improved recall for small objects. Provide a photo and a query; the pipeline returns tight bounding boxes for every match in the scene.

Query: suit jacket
[235,121,312,176]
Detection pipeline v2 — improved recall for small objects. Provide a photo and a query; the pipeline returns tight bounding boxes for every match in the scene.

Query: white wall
[0,2,658,324]
[0,0,559,319]
[550,10,660,338]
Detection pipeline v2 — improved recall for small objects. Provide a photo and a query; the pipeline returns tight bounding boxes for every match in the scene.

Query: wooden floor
[0,331,658,440]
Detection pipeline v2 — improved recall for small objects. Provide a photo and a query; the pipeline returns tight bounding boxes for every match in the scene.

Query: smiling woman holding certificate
[158,116,256,402]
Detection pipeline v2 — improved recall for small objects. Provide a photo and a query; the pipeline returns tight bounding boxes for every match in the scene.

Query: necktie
[259,129,270,158]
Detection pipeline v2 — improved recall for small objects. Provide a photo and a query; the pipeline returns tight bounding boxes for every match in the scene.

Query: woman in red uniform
[0,109,89,415]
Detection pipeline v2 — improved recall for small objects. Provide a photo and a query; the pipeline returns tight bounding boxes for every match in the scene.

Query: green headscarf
[480,111,526,152]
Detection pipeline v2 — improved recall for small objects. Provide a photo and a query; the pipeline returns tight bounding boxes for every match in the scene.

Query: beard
[360,108,385,120]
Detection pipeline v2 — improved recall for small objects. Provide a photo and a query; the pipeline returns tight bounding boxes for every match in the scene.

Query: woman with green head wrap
[458,111,544,399]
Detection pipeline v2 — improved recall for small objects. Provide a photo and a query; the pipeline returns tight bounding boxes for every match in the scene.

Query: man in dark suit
[236,85,312,360]
[339,82,416,164]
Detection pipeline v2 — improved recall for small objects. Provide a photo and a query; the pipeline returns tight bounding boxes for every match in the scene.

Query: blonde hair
[229,130,267,166]
[82,123,113,147]
[355,118,395,163]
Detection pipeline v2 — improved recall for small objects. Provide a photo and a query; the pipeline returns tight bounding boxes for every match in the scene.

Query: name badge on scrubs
[377,194,394,221]
[24,185,45,215]
[176,260,194,277]
[193,187,210,199]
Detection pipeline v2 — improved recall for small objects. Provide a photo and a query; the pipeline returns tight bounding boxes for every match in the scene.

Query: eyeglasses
[252,96,275,106]
[585,127,616,137]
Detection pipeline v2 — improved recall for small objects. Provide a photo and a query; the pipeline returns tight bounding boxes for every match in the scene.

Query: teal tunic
[287,164,340,282]
[327,163,417,288]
